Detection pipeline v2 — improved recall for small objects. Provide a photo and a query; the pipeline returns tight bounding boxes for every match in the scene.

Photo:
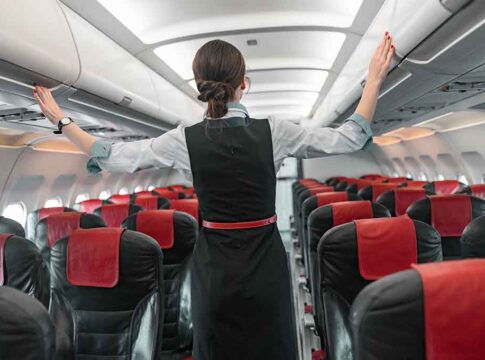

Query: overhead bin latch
[119,96,132,108]
[439,0,473,13]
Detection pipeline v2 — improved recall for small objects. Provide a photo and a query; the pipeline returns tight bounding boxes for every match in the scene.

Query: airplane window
[98,190,111,200]
[2,202,27,227]
[44,197,63,208]
[75,193,89,203]
[437,174,445,181]
[134,185,144,193]
[119,187,129,195]
[458,175,469,185]
[147,185,155,191]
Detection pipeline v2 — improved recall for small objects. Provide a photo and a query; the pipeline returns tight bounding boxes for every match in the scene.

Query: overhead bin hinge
[119,96,132,107]
[440,0,473,13]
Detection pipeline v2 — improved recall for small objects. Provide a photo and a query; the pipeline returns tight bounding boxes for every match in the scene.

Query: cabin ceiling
[60,0,385,122]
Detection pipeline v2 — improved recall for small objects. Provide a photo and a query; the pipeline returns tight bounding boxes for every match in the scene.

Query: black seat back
[423,180,465,195]
[93,204,143,227]
[132,194,170,210]
[376,188,433,216]
[0,216,25,237]
[26,206,76,240]
[461,214,485,258]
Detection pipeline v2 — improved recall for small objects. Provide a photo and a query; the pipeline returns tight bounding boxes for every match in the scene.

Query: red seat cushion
[38,207,65,221]
[0,233,13,285]
[47,212,81,248]
[394,188,427,216]
[315,192,348,207]
[355,216,417,280]
[67,228,122,288]
[109,194,131,204]
[134,195,159,210]
[430,195,472,237]
[100,204,130,227]
[434,180,461,195]
[471,184,485,200]
[78,199,104,213]
[413,259,485,360]
[170,199,199,222]
[136,210,175,249]
[331,201,373,226]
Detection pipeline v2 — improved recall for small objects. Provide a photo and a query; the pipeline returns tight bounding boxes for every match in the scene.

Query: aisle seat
[132,194,170,210]
[318,216,442,360]
[108,194,131,204]
[407,195,485,259]
[169,199,199,223]
[93,204,143,227]
[308,201,391,338]
[50,228,164,359]
[0,233,49,307]
[460,215,485,258]
[377,188,433,217]
[123,210,197,357]
[26,207,76,240]
[0,216,25,237]
[461,184,485,200]
[423,180,465,195]
[358,183,400,201]
[296,186,334,241]
[351,260,485,360]
[0,287,55,360]
[74,199,112,213]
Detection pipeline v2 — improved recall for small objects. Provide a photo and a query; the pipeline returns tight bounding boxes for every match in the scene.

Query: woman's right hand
[367,33,394,87]
[33,86,66,125]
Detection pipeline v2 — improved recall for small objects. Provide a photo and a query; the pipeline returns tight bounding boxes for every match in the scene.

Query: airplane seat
[74,199,113,213]
[132,194,170,210]
[26,207,76,241]
[350,260,485,360]
[122,210,198,357]
[300,192,361,283]
[333,178,358,191]
[0,233,50,307]
[460,214,485,258]
[0,286,55,360]
[308,201,391,339]
[169,185,188,192]
[135,190,153,196]
[108,194,132,204]
[49,228,164,359]
[324,177,345,186]
[35,212,106,262]
[459,184,485,200]
[345,179,374,194]
[401,180,428,188]
[318,216,442,360]
[0,215,25,237]
[382,177,409,184]
[358,183,400,201]
[296,186,334,241]
[376,188,434,216]
[407,195,485,259]
[169,199,200,224]
[360,174,387,181]
[93,204,143,227]
[423,180,465,195]
[153,187,187,200]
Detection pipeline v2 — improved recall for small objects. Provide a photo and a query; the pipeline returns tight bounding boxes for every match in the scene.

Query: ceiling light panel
[155,31,346,80]
[242,92,319,109]
[414,111,485,132]
[246,104,313,119]
[97,0,362,44]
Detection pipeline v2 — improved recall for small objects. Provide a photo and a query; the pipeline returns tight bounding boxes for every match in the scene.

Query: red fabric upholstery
[0,233,13,285]
[47,212,81,248]
[413,259,485,360]
[67,228,122,288]
[136,210,175,249]
[78,199,103,213]
[153,188,179,200]
[38,207,65,221]
[355,216,417,280]
[471,184,485,200]
[134,195,159,210]
[331,201,373,226]
[344,178,359,185]
[309,186,334,195]
[316,192,348,207]
[434,180,461,195]
[109,194,131,204]
[430,195,472,237]
[170,199,199,222]
[300,179,319,185]
[362,174,387,181]
[180,188,195,197]
[355,179,375,190]
[387,177,408,183]
[372,184,400,201]
[101,204,130,227]
[405,181,427,188]
[135,191,152,196]
[169,185,186,191]
[394,188,427,216]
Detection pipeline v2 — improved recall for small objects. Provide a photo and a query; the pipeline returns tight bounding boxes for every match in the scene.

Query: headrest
[109,194,131,204]
[404,180,428,188]
[308,186,334,195]
[78,199,105,213]
[180,187,195,197]
[433,180,461,195]
[0,233,13,285]
[361,174,386,181]
[386,177,408,183]
[331,201,373,226]
[67,228,122,288]
[372,183,400,201]
[315,192,348,207]
[100,204,130,227]
[300,178,319,185]
[38,206,66,221]
[348,179,375,192]
[413,259,485,360]
[169,185,186,191]
[0,216,25,237]
[46,212,81,248]
[356,216,417,280]
[170,199,199,222]
[394,188,427,216]
[430,195,471,237]
[134,195,160,210]
[135,190,152,196]
[460,215,485,258]
[136,210,175,249]
[471,184,485,200]
[153,187,180,200]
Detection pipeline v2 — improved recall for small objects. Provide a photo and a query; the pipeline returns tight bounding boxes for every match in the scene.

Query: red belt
[202,215,277,230]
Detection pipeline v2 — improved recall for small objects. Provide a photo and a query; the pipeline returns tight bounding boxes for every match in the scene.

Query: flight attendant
[34,33,394,360]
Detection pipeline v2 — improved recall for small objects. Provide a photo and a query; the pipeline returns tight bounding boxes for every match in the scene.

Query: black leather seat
[357,183,400,201]
[344,179,375,194]
[93,203,143,227]
[333,178,358,191]
[407,194,485,259]
[324,177,345,186]
[0,233,49,307]
[296,186,334,242]
[350,260,485,360]
[132,194,170,210]
[317,216,442,360]
[308,201,390,339]
[50,228,164,359]
[423,180,465,195]
[0,286,55,360]
[74,198,112,213]
[460,184,485,200]
[35,212,106,262]
[0,215,25,237]
[376,188,433,216]
[26,206,76,240]
[123,210,197,358]
[461,214,485,258]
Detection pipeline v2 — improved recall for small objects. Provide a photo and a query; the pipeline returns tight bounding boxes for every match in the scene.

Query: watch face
[60,118,71,125]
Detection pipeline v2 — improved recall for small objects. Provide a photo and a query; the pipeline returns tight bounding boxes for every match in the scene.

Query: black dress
[185,117,297,360]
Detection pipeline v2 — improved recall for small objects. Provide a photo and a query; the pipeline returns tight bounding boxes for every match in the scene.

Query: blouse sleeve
[86,125,191,176]
[271,113,373,165]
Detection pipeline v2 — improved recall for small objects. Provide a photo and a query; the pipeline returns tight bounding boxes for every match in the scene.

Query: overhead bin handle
[439,0,473,13]
[119,96,133,108]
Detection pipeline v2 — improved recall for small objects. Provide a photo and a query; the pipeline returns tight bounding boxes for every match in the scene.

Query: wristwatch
[54,117,74,134]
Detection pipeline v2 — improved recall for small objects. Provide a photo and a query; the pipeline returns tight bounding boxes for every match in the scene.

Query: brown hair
[193,40,246,118]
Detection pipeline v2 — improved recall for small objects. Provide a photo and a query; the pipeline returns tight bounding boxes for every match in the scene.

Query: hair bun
[197,80,234,103]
